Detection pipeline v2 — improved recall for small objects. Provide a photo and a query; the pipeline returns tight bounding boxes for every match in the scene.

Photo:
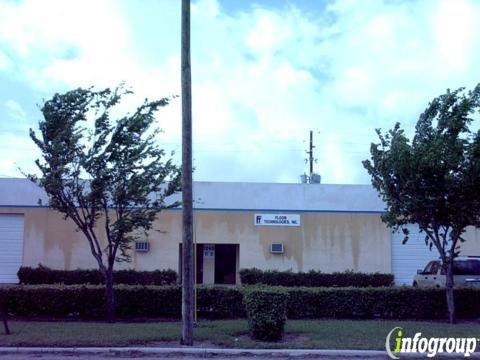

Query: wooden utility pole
[181,0,194,346]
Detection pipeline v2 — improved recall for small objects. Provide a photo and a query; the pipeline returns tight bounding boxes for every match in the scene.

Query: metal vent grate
[135,241,150,252]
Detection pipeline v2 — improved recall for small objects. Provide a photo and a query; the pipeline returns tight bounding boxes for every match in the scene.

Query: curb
[0,347,387,357]
[2,347,480,358]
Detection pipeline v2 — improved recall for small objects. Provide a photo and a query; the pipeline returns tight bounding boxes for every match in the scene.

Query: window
[423,261,435,274]
[430,261,441,275]
[453,260,480,275]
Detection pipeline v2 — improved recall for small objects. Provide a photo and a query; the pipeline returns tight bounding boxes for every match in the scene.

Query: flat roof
[0,178,385,213]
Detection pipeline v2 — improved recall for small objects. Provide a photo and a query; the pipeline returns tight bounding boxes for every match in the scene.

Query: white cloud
[0,133,39,177]
[1,0,480,184]
[0,50,11,71]
[433,0,476,72]
[4,100,26,121]
[244,11,293,53]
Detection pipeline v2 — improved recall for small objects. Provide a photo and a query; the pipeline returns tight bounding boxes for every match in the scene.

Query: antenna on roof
[300,130,321,184]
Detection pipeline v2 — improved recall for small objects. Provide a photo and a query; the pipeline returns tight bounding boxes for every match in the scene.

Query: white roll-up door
[0,214,24,283]
[391,224,439,285]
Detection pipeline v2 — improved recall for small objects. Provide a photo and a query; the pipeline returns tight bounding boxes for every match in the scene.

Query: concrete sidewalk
[0,347,388,358]
[2,347,480,359]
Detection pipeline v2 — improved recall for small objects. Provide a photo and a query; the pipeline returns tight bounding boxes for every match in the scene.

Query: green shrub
[17,266,177,285]
[285,287,480,320]
[240,268,394,287]
[0,285,243,320]
[1,285,479,321]
[197,286,245,319]
[243,287,288,341]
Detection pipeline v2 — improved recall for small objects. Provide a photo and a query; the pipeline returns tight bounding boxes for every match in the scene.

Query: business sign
[254,214,300,227]
[203,244,215,259]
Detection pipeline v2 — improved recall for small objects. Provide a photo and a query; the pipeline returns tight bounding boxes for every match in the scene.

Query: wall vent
[135,241,150,252]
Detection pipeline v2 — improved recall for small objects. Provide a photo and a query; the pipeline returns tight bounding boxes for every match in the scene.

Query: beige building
[0,178,479,285]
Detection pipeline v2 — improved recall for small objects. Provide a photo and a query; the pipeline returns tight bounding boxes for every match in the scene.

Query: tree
[363,85,480,323]
[1,296,9,335]
[29,87,181,322]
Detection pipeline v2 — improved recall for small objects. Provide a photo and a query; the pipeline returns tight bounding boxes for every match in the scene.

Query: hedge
[243,287,288,341]
[240,268,394,287]
[17,266,177,286]
[0,285,245,319]
[1,285,479,320]
[285,287,480,320]
[19,266,394,288]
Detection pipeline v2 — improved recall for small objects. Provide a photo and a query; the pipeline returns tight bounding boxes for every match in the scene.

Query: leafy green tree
[29,87,181,322]
[363,85,480,323]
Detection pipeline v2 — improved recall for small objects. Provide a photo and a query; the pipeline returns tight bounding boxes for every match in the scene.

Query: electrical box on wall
[270,243,284,254]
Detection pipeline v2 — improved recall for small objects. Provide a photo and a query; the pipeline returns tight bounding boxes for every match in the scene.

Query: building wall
[457,226,480,257]
[0,206,393,274]
[3,205,479,276]
[3,180,479,284]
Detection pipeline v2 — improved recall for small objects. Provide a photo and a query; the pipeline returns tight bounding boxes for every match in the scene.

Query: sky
[1,0,480,184]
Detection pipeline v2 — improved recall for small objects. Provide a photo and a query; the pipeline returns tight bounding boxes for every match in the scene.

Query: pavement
[0,347,392,359]
[3,347,480,359]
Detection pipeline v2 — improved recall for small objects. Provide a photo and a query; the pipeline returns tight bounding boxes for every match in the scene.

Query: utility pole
[307,130,315,179]
[181,0,194,346]
[302,130,321,184]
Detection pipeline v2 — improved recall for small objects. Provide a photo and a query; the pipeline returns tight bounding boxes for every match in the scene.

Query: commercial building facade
[0,178,479,285]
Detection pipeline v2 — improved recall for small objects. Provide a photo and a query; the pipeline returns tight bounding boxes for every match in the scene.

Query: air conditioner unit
[270,243,284,254]
[135,241,150,252]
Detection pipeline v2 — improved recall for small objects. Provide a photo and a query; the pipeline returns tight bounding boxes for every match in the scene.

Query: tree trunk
[105,270,115,323]
[181,0,194,346]
[1,299,9,335]
[445,261,456,324]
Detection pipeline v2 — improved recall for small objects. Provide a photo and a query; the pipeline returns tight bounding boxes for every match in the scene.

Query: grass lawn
[0,319,479,349]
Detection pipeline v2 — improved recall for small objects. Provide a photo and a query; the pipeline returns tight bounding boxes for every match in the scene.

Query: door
[417,261,441,287]
[391,224,439,285]
[202,244,215,284]
[214,244,237,285]
[196,244,204,285]
[0,214,24,283]
[428,261,442,287]
[178,243,204,285]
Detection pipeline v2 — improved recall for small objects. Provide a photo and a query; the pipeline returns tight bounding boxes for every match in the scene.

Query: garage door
[0,214,24,283]
[391,224,438,285]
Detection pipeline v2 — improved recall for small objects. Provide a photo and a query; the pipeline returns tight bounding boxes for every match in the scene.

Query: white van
[413,257,480,288]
